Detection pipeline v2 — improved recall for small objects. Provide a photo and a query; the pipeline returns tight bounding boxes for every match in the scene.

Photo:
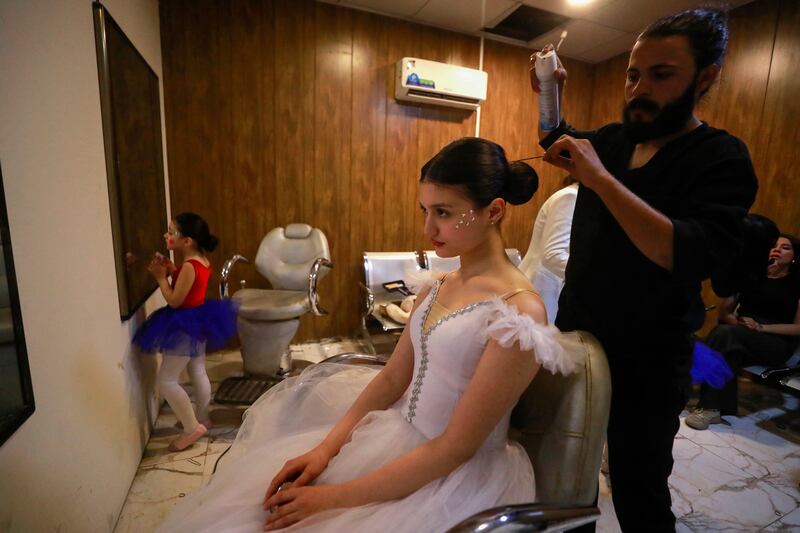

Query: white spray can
[534,48,561,131]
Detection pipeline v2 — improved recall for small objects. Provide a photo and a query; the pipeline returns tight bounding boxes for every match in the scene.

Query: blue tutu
[133,299,238,357]
[691,340,734,389]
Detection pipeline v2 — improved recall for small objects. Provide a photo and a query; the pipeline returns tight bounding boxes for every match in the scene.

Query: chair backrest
[422,248,522,271]
[509,331,611,506]
[255,224,330,290]
[363,251,422,300]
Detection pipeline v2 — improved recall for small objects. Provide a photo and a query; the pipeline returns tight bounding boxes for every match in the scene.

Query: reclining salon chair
[449,330,611,532]
[221,224,332,377]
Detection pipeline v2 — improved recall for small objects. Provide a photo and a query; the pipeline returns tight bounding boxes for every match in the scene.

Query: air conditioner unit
[395,57,488,111]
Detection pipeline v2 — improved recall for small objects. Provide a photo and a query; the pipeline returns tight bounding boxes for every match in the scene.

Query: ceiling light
[567,0,593,6]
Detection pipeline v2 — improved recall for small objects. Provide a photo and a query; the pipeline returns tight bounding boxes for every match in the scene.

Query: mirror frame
[0,162,35,446]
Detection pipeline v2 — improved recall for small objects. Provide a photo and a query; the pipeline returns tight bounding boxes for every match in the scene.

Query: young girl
[133,212,237,452]
[157,139,582,531]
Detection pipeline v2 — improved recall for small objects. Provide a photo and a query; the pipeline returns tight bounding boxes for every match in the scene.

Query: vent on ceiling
[484,5,570,43]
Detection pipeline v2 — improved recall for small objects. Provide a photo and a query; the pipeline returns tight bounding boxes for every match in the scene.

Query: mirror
[0,162,35,446]
[93,1,169,320]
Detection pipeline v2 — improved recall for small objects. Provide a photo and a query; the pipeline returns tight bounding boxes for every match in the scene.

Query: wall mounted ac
[395,57,487,111]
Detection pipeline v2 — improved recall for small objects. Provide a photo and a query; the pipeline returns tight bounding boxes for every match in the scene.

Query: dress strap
[185,258,210,270]
[499,288,539,301]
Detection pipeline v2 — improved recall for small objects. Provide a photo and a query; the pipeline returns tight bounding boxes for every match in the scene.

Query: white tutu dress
[157,276,581,533]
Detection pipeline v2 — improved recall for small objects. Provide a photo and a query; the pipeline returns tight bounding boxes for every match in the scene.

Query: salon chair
[222,223,332,377]
[423,248,523,272]
[449,330,611,532]
[360,251,424,354]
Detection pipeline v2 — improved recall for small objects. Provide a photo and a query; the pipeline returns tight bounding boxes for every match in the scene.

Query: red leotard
[171,258,211,309]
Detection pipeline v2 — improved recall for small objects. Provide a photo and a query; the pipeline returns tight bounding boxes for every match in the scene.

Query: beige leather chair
[224,224,332,377]
[449,330,611,532]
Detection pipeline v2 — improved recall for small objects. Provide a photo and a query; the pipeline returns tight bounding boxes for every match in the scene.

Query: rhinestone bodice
[401,280,510,448]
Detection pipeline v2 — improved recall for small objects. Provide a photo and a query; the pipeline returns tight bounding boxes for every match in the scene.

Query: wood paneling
[161,0,798,341]
[695,0,779,155]
[588,53,629,128]
[161,0,480,340]
[749,0,800,236]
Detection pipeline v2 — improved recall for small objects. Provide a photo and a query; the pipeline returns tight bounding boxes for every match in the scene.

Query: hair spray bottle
[534,48,560,131]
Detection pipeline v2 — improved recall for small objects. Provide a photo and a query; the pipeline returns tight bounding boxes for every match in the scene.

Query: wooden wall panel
[749,0,800,237]
[161,0,483,341]
[695,0,779,154]
[588,53,628,128]
[160,0,799,342]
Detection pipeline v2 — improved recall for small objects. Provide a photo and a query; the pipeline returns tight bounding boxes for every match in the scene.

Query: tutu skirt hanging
[691,340,734,389]
[133,299,238,357]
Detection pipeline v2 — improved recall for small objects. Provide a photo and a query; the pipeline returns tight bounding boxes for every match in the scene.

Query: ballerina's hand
[263,485,341,531]
[146,258,167,279]
[264,447,331,506]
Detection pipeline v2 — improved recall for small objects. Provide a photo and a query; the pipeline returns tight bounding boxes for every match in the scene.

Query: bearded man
[531,8,758,531]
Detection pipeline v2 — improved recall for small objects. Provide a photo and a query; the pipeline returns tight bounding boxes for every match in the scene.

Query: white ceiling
[318,0,754,63]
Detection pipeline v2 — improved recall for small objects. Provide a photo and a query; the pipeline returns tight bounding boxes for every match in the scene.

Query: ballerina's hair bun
[175,212,219,253]
[502,160,538,205]
[420,137,539,208]
[203,234,219,253]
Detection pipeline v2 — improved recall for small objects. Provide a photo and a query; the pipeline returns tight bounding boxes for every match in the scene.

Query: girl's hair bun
[175,212,218,253]
[502,161,538,205]
[203,234,219,253]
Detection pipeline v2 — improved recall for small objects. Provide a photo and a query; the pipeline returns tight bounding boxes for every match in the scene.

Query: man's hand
[543,135,613,191]
[529,44,567,96]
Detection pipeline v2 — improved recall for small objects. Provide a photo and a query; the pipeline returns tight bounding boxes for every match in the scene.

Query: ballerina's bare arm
[263,285,432,503]
[264,292,546,528]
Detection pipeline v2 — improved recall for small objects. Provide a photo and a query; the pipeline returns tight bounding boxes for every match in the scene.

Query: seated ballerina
[157,137,582,533]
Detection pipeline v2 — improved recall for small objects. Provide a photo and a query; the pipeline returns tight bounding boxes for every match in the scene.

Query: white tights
[158,354,211,433]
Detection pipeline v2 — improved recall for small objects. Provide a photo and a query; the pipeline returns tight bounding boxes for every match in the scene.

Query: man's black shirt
[541,121,758,379]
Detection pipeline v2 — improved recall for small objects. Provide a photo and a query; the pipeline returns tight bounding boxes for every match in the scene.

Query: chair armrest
[446,503,600,533]
[318,352,388,366]
[359,282,375,317]
[308,257,333,316]
[219,254,250,298]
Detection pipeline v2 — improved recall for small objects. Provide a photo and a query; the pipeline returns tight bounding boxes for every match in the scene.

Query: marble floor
[115,340,800,532]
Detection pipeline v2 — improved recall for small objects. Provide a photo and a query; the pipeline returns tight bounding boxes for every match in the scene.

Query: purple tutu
[691,340,734,389]
[133,299,238,357]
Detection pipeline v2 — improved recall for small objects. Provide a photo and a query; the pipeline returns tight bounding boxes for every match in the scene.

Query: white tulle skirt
[156,363,536,533]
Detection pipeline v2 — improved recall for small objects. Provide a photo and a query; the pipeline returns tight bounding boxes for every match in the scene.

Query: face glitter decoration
[454,210,477,230]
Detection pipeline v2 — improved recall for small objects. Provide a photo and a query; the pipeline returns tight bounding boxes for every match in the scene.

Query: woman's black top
[738,275,800,326]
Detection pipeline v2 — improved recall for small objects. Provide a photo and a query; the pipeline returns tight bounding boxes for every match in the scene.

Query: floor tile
[114,457,206,533]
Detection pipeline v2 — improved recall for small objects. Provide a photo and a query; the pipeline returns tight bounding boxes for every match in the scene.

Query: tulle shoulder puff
[406,268,444,294]
[483,298,583,376]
